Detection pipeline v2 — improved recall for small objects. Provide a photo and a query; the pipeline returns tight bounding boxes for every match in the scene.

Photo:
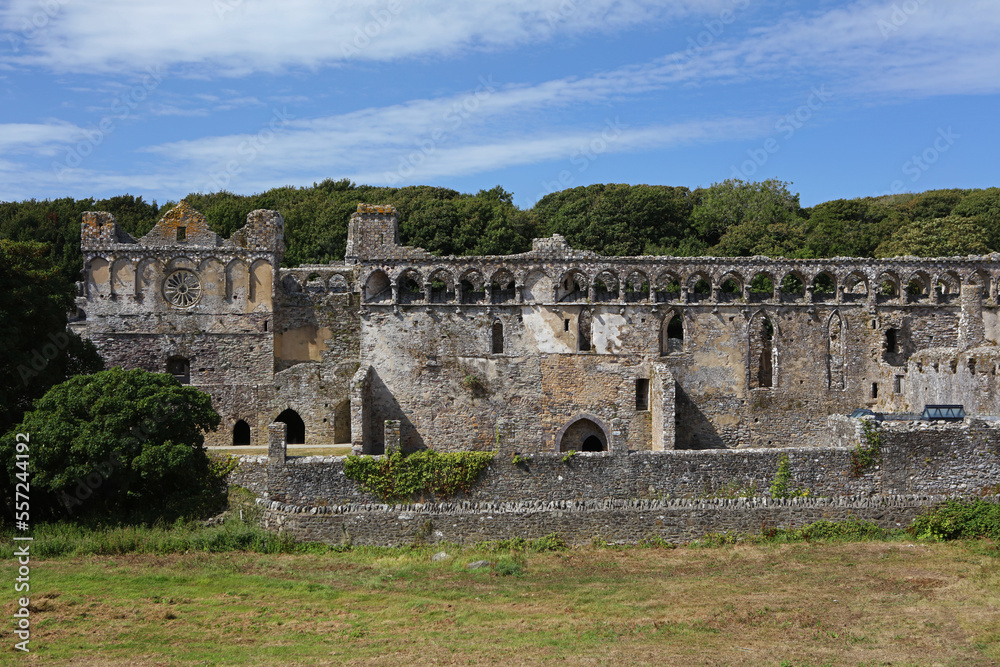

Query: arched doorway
[557,415,609,452]
[276,409,306,444]
[232,420,251,446]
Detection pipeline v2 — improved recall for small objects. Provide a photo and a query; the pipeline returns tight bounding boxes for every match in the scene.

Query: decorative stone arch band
[555,414,612,453]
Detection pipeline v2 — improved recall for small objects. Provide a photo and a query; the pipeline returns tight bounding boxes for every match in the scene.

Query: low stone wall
[258,495,967,547]
[226,418,1000,545]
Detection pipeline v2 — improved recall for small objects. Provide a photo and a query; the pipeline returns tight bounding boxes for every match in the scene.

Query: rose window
[163,270,202,307]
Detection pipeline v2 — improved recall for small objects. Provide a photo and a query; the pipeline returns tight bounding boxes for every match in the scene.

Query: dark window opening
[166,356,190,384]
[635,379,649,411]
[886,328,898,354]
[334,401,351,444]
[668,314,683,340]
[492,321,504,354]
[563,319,569,332]
[578,310,592,352]
[894,375,904,394]
[871,382,879,400]
[177,226,186,242]
[758,319,774,389]
[233,420,251,446]
[969,358,977,376]
[276,408,306,444]
[581,436,604,452]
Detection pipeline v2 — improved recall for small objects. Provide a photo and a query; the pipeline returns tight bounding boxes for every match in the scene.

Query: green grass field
[2,528,999,666]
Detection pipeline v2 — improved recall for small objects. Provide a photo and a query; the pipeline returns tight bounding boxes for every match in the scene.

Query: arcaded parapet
[81,200,1000,454]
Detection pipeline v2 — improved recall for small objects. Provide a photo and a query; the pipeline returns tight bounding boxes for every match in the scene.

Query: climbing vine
[343,449,494,503]
[769,453,810,499]
[850,420,883,477]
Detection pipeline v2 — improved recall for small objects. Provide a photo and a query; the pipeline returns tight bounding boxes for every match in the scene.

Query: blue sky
[1,0,998,209]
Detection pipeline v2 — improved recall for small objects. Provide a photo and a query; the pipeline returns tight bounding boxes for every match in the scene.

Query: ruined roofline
[81,201,284,256]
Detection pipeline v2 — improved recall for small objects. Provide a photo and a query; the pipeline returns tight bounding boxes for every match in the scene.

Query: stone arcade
[72,201,1000,543]
[74,201,1000,454]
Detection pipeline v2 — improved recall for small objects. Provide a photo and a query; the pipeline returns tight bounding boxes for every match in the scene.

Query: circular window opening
[163,269,202,308]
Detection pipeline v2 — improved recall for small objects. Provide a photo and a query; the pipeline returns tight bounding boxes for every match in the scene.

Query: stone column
[610,417,629,455]
[958,284,985,351]
[268,422,287,468]
[384,420,401,455]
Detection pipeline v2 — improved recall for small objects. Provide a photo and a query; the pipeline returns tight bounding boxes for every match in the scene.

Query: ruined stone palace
[73,202,1000,453]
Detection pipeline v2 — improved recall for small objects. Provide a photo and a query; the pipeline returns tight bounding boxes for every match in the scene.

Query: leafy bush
[0,367,223,522]
[909,499,1000,541]
[343,449,493,503]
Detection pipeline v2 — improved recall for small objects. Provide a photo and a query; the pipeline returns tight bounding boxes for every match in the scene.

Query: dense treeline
[3,179,1000,289]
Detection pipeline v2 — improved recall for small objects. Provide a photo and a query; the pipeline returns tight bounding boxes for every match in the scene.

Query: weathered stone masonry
[75,202,1000,454]
[76,202,1000,543]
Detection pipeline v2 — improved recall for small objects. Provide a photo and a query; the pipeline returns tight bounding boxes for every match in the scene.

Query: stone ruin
[73,201,1000,456]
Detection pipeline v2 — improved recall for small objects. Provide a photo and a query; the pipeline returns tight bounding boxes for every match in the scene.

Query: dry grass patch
[1,540,998,665]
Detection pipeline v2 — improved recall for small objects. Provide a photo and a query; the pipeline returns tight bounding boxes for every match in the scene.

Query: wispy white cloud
[0,121,85,156]
[0,0,733,74]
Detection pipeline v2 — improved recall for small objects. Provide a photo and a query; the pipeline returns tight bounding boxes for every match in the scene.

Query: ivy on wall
[343,449,494,503]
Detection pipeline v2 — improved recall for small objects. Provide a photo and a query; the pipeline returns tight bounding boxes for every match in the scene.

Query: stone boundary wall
[257,495,983,547]
[225,418,1000,545]
[229,419,1000,506]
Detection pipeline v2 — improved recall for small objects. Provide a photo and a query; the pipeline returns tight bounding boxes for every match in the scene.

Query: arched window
[276,409,306,445]
[578,310,592,352]
[492,321,504,354]
[166,356,190,384]
[749,314,775,389]
[232,420,251,446]
[660,313,684,355]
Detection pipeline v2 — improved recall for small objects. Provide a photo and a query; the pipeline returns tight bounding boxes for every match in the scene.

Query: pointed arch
[748,271,775,303]
[249,259,273,309]
[905,270,931,303]
[593,269,619,302]
[363,269,391,303]
[110,258,135,296]
[578,308,593,352]
[226,258,250,303]
[748,311,777,389]
[827,310,846,390]
[876,270,901,303]
[717,271,744,303]
[841,271,869,303]
[523,269,553,303]
[624,270,649,302]
[428,268,454,303]
[557,269,588,302]
[779,270,806,302]
[87,257,111,297]
[556,414,610,452]
[811,271,836,303]
[687,271,711,302]
[490,269,516,304]
[398,268,424,304]
[654,271,681,303]
[459,269,485,304]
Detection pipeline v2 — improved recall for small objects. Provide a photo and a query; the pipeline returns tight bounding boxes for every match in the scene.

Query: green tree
[691,179,804,256]
[0,240,103,436]
[801,199,890,258]
[875,214,991,258]
[1,368,224,522]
